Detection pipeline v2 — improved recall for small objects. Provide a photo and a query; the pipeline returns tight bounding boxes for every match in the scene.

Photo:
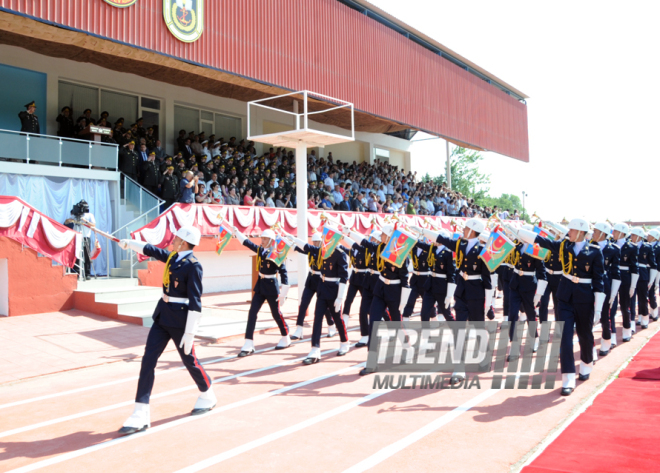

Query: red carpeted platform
[522,331,660,473]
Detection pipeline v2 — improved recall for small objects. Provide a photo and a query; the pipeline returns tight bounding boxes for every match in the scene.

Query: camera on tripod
[71,200,90,219]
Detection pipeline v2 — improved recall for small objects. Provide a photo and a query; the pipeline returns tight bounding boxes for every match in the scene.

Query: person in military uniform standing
[18,101,40,134]
[117,226,216,435]
[538,223,569,323]
[287,232,337,341]
[232,227,292,356]
[647,229,660,322]
[401,235,434,321]
[418,229,456,322]
[119,141,140,183]
[518,219,605,396]
[140,151,159,194]
[590,222,620,355]
[612,222,638,342]
[56,106,74,138]
[136,117,147,138]
[629,227,657,329]
[160,165,179,210]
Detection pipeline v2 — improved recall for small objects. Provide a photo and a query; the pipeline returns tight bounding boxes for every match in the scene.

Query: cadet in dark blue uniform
[401,238,432,320]
[232,227,291,356]
[507,228,548,348]
[630,227,657,329]
[342,241,367,320]
[417,218,493,323]
[419,229,456,322]
[538,224,569,323]
[497,253,514,322]
[518,219,605,396]
[288,232,336,341]
[118,226,216,435]
[647,230,660,322]
[300,236,351,364]
[590,222,620,355]
[612,223,638,342]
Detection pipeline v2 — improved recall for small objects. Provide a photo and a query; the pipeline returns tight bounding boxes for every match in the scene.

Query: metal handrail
[0,128,119,146]
[121,173,163,204]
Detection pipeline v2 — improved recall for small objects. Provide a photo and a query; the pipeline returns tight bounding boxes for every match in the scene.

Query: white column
[295,142,308,291]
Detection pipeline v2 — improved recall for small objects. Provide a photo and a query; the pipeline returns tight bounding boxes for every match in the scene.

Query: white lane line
[174,390,392,473]
[0,328,359,411]
[0,343,359,439]
[342,388,500,473]
[6,362,367,473]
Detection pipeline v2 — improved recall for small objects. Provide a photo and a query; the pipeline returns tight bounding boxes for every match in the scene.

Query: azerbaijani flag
[479,230,515,272]
[533,225,556,241]
[267,236,294,266]
[381,228,417,268]
[216,223,233,256]
[522,242,550,261]
[320,225,343,260]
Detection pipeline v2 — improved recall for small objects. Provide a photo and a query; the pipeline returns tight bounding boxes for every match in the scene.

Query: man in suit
[117,226,216,435]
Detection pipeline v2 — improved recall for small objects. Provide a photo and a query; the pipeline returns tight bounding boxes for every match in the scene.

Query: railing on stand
[0,128,118,169]
[105,174,165,279]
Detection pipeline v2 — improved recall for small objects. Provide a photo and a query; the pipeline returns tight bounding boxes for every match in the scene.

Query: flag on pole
[320,225,344,260]
[267,236,294,266]
[381,228,417,268]
[479,230,516,272]
[533,225,556,241]
[522,242,550,261]
[216,223,233,256]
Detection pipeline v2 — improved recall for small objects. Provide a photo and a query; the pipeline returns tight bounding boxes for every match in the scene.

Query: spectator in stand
[332,185,343,209]
[367,192,378,213]
[319,193,333,210]
[243,187,257,206]
[195,183,213,204]
[339,194,351,211]
[265,190,276,208]
[179,171,198,204]
[308,194,317,209]
[226,187,240,205]
[56,106,74,138]
[210,182,223,204]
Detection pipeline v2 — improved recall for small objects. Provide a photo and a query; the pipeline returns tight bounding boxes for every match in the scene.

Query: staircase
[110,257,149,278]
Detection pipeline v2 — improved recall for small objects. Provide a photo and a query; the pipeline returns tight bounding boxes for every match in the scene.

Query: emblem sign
[164,0,204,43]
[104,0,137,7]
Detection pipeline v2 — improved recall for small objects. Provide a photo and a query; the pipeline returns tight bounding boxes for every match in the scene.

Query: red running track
[522,330,660,473]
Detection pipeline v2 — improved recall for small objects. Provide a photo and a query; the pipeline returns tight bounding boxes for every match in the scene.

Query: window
[100,90,138,126]
[58,82,99,120]
[174,105,243,144]
[374,147,390,163]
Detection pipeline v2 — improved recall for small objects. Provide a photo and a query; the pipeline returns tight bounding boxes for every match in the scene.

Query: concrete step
[120,259,149,270]
[110,267,140,278]
[76,278,139,290]
[94,287,162,303]
[115,296,163,314]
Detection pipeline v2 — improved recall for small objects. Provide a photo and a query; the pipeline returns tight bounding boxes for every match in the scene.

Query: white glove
[610,279,621,307]
[399,287,412,314]
[342,235,356,247]
[484,289,494,318]
[119,239,147,255]
[335,283,347,313]
[445,282,457,309]
[534,279,548,306]
[348,230,366,244]
[517,228,537,245]
[290,236,307,250]
[649,269,658,290]
[233,226,247,244]
[422,228,440,242]
[593,293,605,326]
[278,284,290,304]
[630,274,639,298]
[180,310,202,355]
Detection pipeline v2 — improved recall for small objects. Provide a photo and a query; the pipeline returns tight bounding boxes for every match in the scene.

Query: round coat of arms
[163,0,204,43]
[104,0,138,7]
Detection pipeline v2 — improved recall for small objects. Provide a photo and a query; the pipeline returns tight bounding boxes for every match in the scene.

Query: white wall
[0,259,8,316]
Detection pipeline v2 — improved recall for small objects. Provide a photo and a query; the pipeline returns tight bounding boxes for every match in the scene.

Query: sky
[369,0,660,223]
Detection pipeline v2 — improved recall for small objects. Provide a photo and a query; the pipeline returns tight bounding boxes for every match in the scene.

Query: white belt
[367,269,378,274]
[639,263,649,268]
[501,263,514,269]
[430,272,447,278]
[517,270,536,277]
[619,266,629,271]
[379,275,401,285]
[459,271,482,281]
[162,294,189,305]
[321,275,340,283]
[309,269,322,276]
[562,273,592,284]
[354,268,369,273]
[412,270,430,276]
[259,272,278,279]
[546,269,562,275]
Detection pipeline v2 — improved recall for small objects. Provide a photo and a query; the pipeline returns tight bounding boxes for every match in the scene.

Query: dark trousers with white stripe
[359,287,374,337]
[296,286,334,327]
[312,296,348,347]
[136,319,211,404]
[246,292,289,340]
[420,291,450,322]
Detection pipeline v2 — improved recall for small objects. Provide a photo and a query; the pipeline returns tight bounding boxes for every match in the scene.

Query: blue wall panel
[0,64,47,134]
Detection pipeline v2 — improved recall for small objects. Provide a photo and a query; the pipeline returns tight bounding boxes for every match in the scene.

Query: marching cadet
[478,230,497,320]
[629,227,657,329]
[232,227,291,356]
[419,229,456,322]
[118,226,216,435]
[401,234,433,321]
[612,222,638,342]
[647,229,660,321]
[341,235,369,323]
[518,219,605,396]
[497,251,514,323]
[538,223,569,324]
[416,218,493,323]
[506,225,548,350]
[288,233,352,364]
[590,222,620,355]
[18,101,40,134]
[288,232,337,341]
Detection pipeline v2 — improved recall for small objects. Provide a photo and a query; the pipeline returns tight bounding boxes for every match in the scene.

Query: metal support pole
[446,140,451,189]
[295,142,309,293]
